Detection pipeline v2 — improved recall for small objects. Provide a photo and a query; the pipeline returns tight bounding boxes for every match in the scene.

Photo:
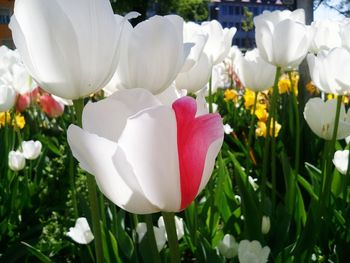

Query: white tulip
[309,20,342,54]
[304,98,350,140]
[236,48,276,92]
[254,9,312,69]
[308,47,350,95]
[217,234,238,259]
[0,82,16,112]
[201,20,236,65]
[10,0,127,99]
[261,216,271,235]
[21,140,42,160]
[66,217,94,245]
[116,15,192,94]
[8,150,26,171]
[136,223,166,252]
[238,240,270,263]
[333,150,349,175]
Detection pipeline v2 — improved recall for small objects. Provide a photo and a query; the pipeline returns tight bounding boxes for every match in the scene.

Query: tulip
[307,47,350,95]
[201,20,236,65]
[39,93,64,118]
[341,21,350,50]
[16,92,30,112]
[303,98,350,140]
[254,9,312,69]
[238,240,270,263]
[0,83,16,112]
[309,20,342,54]
[261,216,271,234]
[174,22,211,93]
[67,88,224,214]
[333,150,349,175]
[21,140,42,160]
[136,223,166,252]
[116,15,192,95]
[9,0,126,99]
[8,150,26,171]
[158,215,184,240]
[66,217,94,245]
[235,48,276,92]
[217,234,238,259]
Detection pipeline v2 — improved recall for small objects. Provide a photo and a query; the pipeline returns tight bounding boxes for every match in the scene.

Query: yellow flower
[244,89,256,109]
[255,119,281,138]
[0,112,11,128]
[224,89,239,103]
[13,113,25,129]
[306,81,319,95]
[326,94,350,104]
[278,72,299,95]
[255,105,269,122]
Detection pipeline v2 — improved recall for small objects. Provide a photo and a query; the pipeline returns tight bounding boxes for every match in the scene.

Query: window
[229,6,234,15]
[0,8,11,25]
[235,6,240,15]
[221,5,228,16]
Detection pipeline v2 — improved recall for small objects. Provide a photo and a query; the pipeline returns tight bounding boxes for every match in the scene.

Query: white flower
[304,98,350,140]
[307,47,350,95]
[309,20,342,54]
[158,216,184,240]
[21,140,42,160]
[223,124,233,134]
[235,48,276,92]
[238,240,270,263]
[248,176,259,191]
[217,234,238,259]
[8,150,26,171]
[201,20,236,65]
[136,222,166,252]
[10,0,127,99]
[333,150,349,175]
[261,216,271,235]
[116,15,192,94]
[67,217,94,245]
[0,82,16,112]
[254,9,312,69]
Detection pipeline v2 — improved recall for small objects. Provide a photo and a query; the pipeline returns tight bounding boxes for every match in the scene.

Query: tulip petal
[172,97,224,210]
[113,105,181,211]
[67,125,158,214]
[82,89,161,142]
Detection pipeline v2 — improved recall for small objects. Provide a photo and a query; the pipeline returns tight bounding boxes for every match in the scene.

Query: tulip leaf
[297,175,318,201]
[21,242,53,263]
[116,211,134,259]
[108,230,122,263]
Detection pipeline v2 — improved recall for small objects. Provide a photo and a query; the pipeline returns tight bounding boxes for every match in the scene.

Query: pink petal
[172,97,224,210]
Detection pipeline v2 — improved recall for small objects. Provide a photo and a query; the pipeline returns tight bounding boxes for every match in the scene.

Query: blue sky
[314,0,346,21]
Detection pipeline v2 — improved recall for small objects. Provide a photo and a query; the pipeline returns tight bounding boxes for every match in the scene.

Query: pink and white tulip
[67,89,224,214]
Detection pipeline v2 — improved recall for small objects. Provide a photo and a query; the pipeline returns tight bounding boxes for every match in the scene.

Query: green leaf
[297,175,318,201]
[21,242,53,263]
[109,230,122,263]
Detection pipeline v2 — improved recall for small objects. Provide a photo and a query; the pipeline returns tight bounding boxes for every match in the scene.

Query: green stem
[162,212,180,263]
[262,67,281,205]
[73,98,104,263]
[247,91,259,150]
[208,76,213,113]
[288,71,301,175]
[144,214,161,263]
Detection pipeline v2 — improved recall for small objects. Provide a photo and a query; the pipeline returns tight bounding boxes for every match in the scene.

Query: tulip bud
[261,216,271,235]
[217,234,238,259]
[16,92,31,112]
[21,140,42,160]
[0,84,16,112]
[158,216,184,240]
[136,222,166,252]
[39,93,64,118]
[8,150,26,171]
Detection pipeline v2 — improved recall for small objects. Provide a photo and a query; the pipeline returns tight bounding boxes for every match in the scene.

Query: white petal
[82,88,161,142]
[113,105,181,211]
[67,125,157,214]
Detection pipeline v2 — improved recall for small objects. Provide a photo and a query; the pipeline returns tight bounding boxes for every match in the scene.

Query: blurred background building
[209,0,291,48]
[0,0,14,48]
